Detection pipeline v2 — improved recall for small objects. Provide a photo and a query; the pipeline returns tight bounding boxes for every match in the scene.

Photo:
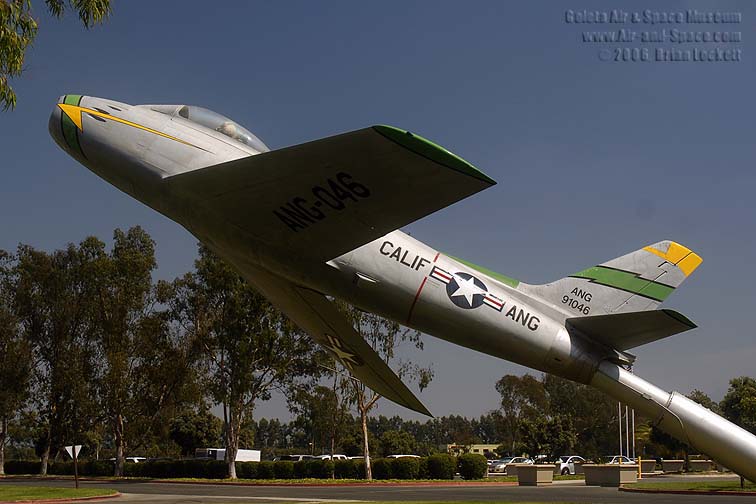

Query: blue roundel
[446,272,488,309]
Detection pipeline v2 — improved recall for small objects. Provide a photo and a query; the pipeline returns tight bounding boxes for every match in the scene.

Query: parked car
[556,455,586,475]
[107,456,146,464]
[605,455,634,464]
[195,448,260,462]
[491,456,532,473]
[386,454,420,458]
[315,454,348,460]
[273,454,316,462]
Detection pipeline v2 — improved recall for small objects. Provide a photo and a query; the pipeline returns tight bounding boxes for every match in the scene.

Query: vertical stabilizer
[522,240,702,316]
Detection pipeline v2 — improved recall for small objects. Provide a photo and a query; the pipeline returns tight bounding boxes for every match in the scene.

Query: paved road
[0,477,749,504]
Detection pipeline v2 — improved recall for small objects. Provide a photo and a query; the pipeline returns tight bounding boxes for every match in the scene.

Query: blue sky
[1,1,754,420]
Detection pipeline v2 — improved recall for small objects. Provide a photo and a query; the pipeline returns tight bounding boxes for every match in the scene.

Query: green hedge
[4,460,41,475]
[236,461,258,479]
[274,460,294,479]
[418,457,429,479]
[457,453,487,480]
[124,459,227,478]
[371,458,392,479]
[4,455,454,480]
[427,454,456,479]
[5,460,114,477]
[257,461,275,479]
[392,457,420,479]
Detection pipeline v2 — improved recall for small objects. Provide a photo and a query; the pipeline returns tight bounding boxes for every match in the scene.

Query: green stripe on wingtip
[571,266,675,302]
[448,255,520,288]
[373,125,496,185]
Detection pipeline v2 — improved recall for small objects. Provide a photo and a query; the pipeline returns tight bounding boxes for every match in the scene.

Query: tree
[87,227,200,474]
[0,250,32,475]
[169,406,222,457]
[90,227,155,476]
[291,382,351,460]
[338,303,433,480]
[495,374,546,454]
[687,389,720,414]
[13,239,101,475]
[541,374,618,461]
[379,429,416,457]
[518,415,576,460]
[721,377,756,435]
[170,245,322,479]
[0,0,112,110]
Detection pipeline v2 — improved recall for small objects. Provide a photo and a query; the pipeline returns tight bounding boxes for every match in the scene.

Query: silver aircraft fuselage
[49,95,596,383]
[49,95,756,481]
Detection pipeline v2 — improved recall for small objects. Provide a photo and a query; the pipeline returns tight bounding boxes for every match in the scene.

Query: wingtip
[372,125,496,186]
[661,309,697,329]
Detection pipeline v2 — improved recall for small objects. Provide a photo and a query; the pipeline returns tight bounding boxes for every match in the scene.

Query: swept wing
[165,125,495,262]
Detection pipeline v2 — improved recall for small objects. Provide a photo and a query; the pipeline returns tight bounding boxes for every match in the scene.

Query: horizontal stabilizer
[567,309,696,351]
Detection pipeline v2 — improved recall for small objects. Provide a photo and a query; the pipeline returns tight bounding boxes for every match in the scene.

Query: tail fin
[525,240,702,316]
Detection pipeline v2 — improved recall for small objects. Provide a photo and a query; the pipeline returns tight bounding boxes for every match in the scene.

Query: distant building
[444,443,500,458]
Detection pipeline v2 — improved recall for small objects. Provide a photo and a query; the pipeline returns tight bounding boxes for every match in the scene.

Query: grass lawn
[0,485,117,501]
[627,480,755,492]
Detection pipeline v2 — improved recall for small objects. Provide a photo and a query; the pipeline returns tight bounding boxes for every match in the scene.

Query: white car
[556,455,586,475]
[273,454,316,462]
[315,454,348,460]
[492,456,532,473]
[386,454,420,458]
[606,455,634,464]
[107,456,146,464]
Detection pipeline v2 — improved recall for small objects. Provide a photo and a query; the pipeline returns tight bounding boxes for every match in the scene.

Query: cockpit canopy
[149,104,269,152]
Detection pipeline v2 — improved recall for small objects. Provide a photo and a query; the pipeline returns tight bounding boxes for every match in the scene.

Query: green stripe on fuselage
[448,255,520,288]
[571,266,674,302]
[61,95,84,158]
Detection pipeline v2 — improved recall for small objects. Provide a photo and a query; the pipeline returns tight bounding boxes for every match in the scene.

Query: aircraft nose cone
[50,94,86,159]
[48,96,66,150]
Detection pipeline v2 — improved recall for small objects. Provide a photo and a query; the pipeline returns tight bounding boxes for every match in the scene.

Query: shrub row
[5,459,113,476]
[4,454,461,480]
[124,459,227,478]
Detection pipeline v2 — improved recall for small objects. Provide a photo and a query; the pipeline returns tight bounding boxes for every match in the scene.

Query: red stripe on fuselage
[406,252,441,324]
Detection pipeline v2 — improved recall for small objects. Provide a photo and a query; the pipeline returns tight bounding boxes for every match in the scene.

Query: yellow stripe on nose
[57,103,206,150]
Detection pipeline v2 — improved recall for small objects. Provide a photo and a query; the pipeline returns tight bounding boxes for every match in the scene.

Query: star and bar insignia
[323,333,364,370]
[429,266,505,312]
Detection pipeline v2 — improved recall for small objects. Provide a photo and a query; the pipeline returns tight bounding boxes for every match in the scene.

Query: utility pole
[618,402,623,460]
[625,405,630,459]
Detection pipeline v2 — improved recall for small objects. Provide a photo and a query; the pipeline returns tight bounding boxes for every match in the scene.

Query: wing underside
[243,267,432,416]
[164,125,495,262]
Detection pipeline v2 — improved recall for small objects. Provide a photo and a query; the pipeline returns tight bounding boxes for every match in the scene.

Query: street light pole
[618,402,623,459]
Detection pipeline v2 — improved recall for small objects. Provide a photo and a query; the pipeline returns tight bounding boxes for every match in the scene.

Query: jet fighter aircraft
[50,95,756,480]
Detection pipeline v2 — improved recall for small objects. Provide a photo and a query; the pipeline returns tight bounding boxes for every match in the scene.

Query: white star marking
[450,275,484,306]
[324,334,361,370]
